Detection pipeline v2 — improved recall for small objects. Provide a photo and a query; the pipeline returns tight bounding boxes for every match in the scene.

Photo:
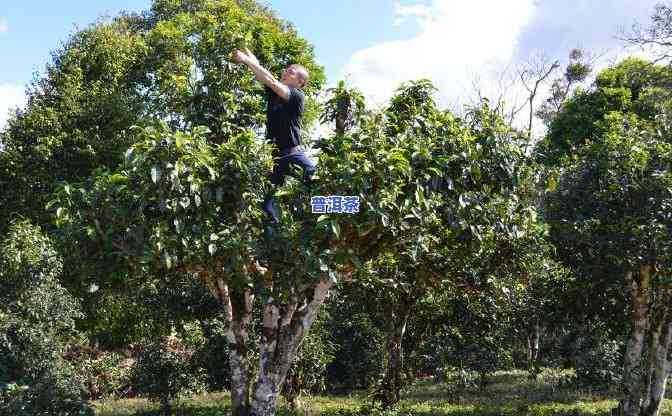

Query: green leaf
[331,220,341,238]
[546,174,558,192]
[151,166,161,184]
[109,173,127,184]
[164,253,173,270]
[471,164,482,180]
[459,194,468,208]
[415,187,425,207]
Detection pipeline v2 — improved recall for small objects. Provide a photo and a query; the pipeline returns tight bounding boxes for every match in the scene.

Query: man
[232,48,316,233]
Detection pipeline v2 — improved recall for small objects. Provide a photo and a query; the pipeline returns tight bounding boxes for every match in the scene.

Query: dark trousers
[262,148,317,223]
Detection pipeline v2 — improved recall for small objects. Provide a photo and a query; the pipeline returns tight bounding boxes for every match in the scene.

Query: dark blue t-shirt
[265,86,305,150]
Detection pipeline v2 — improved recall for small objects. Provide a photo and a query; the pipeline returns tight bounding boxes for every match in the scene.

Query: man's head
[280,64,309,89]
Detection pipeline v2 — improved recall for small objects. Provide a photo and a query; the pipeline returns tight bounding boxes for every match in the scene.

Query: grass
[93,369,672,416]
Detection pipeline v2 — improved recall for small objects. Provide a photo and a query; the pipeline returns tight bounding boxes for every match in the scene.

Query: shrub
[326,310,385,392]
[557,327,623,389]
[131,335,206,415]
[192,317,232,391]
[443,367,480,404]
[0,221,93,415]
[70,344,135,400]
[322,403,418,416]
[574,338,623,389]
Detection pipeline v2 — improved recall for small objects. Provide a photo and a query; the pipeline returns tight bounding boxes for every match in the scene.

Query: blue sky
[0,0,420,85]
[0,1,663,130]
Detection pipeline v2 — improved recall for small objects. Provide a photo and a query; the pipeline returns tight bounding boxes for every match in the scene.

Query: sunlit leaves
[54,121,271,277]
[545,109,672,277]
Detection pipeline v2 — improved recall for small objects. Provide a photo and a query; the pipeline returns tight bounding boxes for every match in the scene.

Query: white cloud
[340,0,536,111]
[0,18,8,33]
[0,83,26,132]
[339,0,663,137]
[393,2,434,27]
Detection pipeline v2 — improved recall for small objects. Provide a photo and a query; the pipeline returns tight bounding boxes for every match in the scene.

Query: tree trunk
[229,341,251,416]
[203,274,253,416]
[527,319,542,379]
[378,294,413,408]
[250,276,334,416]
[640,288,672,416]
[617,268,651,416]
[532,321,540,362]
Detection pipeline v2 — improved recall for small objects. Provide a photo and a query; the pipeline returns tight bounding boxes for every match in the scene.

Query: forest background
[3,1,672,416]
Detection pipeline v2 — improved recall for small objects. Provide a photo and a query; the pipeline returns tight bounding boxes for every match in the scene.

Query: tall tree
[545,89,672,416]
[518,52,560,150]
[535,58,672,165]
[0,0,325,233]
[321,80,538,407]
[536,49,593,128]
[0,0,325,348]
[54,75,537,415]
[621,2,672,64]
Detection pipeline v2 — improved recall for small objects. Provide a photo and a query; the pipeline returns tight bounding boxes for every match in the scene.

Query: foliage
[320,80,367,134]
[537,58,672,165]
[71,345,136,400]
[131,335,206,414]
[572,334,624,389]
[53,121,271,277]
[0,220,93,415]
[541,57,672,416]
[0,19,148,234]
[193,316,233,391]
[316,79,538,409]
[441,368,480,404]
[536,49,593,128]
[1,1,326,356]
[1,0,325,231]
[540,60,672,347]
[423,294,514,390]
[545,109,672,299]
[325,289,386,392]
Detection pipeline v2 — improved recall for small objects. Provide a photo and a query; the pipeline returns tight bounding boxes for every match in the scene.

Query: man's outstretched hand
[232,48,259,66]
[231,47,289,100]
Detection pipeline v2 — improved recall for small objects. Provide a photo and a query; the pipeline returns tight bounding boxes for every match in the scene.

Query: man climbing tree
[232,48,316,235]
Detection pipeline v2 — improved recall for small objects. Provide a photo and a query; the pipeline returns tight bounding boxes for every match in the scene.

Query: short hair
[290,64,309,87]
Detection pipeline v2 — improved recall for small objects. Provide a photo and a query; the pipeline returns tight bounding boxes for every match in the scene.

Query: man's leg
[262,158,288,224]
[262,192,280,223]
[261,152,316,237]
[285,152,317,186]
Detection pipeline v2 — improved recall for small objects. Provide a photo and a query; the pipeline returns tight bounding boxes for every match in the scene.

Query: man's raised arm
[232,48,290,101]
